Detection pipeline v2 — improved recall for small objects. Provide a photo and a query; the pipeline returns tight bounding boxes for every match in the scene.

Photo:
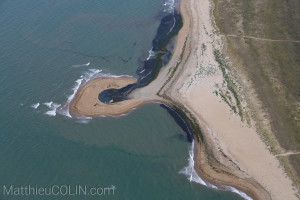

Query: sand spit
[68,0,298,199]
[152,0,297,199]
[70,77,148,117]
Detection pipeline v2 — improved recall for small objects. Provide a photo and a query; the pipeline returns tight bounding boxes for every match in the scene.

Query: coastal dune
[69,0,298,199]
[155,0,297,199]
[134,0,298,199]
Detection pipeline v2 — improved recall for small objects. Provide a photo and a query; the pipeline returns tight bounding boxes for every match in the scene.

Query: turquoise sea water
[0,0,245,199]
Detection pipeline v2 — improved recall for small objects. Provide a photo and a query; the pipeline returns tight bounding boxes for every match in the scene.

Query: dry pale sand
[70,77,147,117]
[134,0,298,199]
[162,0,297,199]
[69,0,298,199]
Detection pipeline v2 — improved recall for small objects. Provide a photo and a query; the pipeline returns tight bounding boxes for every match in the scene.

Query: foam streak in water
[71,62,90,68]
[31,103,40,109]
[167,16,176,35]
[75,115,92,124]
[139,71,152,80]
[146,48,156,60]
[43,101,53,108]
[44,102,61,117]
[163,0,175,14]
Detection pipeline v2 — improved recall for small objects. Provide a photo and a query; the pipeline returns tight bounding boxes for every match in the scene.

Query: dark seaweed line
[99,11,183,103]
[157,35,204,143]
[98,10,201,143]
[137,12,183,87]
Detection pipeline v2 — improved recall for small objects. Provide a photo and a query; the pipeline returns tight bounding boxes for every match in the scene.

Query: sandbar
[70,77,146,117]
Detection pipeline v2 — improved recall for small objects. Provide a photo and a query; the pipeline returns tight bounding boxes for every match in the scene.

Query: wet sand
[70,77,146,117]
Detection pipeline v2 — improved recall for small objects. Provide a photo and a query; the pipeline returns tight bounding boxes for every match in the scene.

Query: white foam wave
[167,16,176,35]
[139,71,152,80]
[163,0,175,14]
[43,101,53,108]
[76,119,91,124]
[180,141,253,200]
[60,69,103,118]
[68,70,101,101]
[224,186,253,200]
[146,48,156,60]
[75,115,92,124]
[45,110,56,116]
[58,69,136,119]
[179,141,207,185]
[31,103,40,109]
[44,102,61,117]
[71,62,90,68]
[67,78,83,104]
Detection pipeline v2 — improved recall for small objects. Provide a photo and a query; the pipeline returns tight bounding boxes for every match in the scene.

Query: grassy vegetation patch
[213,49,245,121]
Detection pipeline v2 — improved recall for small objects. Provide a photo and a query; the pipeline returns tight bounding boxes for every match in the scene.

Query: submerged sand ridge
[70,77,147,117]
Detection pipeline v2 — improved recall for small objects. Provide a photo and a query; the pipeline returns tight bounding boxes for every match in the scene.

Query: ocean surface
[0,0,245,199]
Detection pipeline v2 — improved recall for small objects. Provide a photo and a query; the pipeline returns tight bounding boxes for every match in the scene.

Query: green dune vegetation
[213,0,300,189]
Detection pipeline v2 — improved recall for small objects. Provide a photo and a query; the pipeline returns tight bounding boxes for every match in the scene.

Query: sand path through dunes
[276,152,300,157]
[224,34,300,43]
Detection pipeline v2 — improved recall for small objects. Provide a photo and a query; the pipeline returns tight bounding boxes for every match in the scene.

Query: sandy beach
[69,0,298,199]
[134,0,297,198]
[155,0,297,199]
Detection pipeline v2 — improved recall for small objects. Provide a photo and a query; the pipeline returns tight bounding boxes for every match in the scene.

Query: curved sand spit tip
[69,77,152,117]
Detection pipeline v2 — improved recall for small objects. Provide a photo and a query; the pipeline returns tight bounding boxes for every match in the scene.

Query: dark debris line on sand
[97,10,197,143]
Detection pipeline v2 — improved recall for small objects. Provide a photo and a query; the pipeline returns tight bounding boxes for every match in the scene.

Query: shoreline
[67,0,298,199]
[155,0,297,199]
[68,7,183,118]
[69,76,168,117]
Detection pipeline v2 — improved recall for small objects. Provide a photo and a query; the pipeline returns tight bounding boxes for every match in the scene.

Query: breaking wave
[43,101,61,117]
[31,103,40,109]
[59,69,102,118]
[58,69,135,118]
[180,141,253,200]
[179,141,207,185]
[224,186,253,200]
[163,0,175,14]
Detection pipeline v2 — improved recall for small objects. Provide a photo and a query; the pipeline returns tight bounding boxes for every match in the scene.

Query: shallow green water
[0,0,244,199]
